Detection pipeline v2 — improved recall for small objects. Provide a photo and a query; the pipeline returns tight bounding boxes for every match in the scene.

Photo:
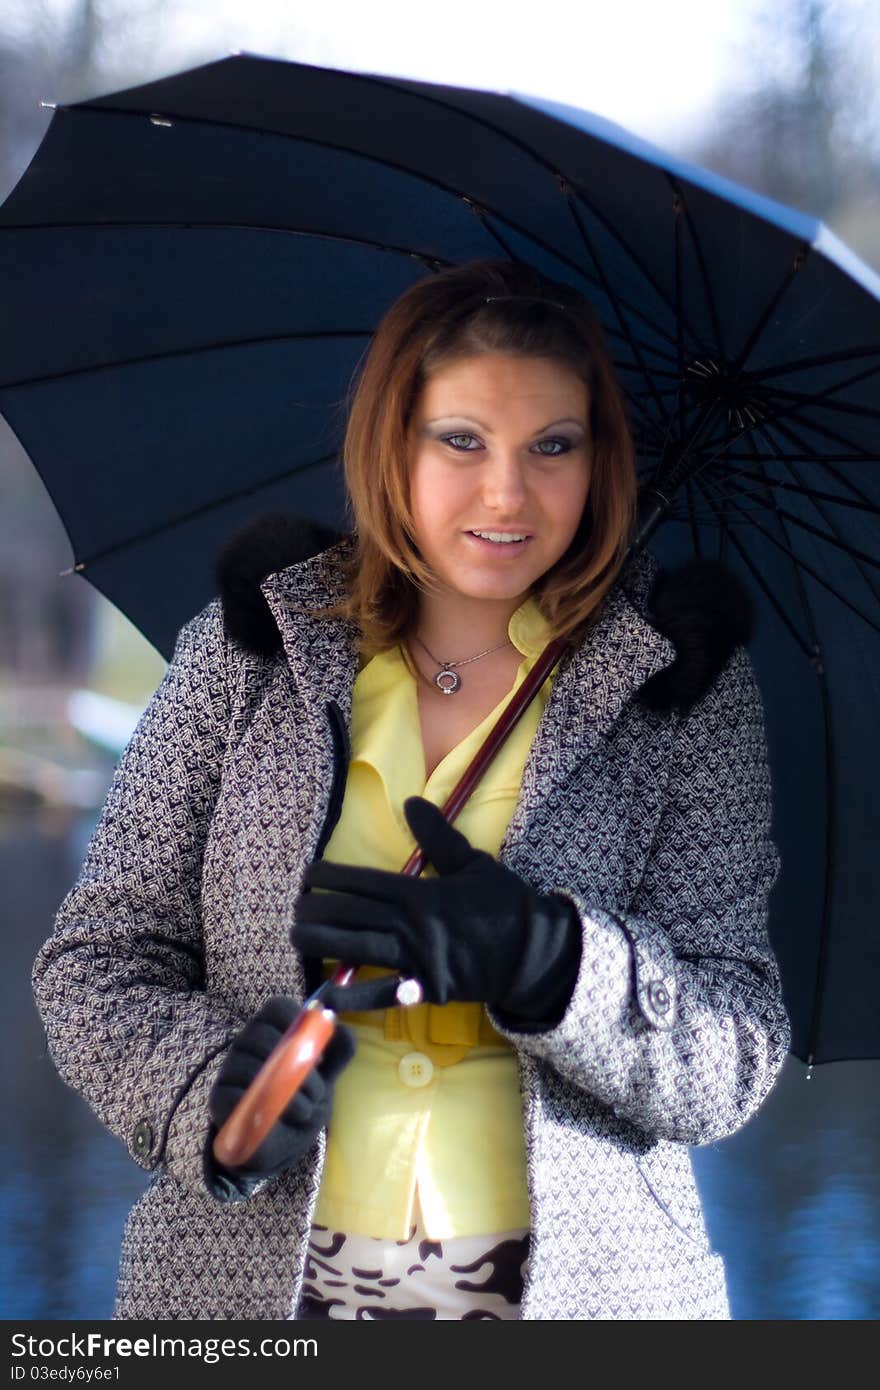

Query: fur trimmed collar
[215,514,754,715]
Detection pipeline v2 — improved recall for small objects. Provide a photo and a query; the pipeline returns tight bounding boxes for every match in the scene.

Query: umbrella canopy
[1,54,878,1063]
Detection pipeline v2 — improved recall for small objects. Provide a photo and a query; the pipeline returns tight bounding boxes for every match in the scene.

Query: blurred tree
[689,0,880,267]
[0,1,173,688]
[0,417,94,680]
[1,0,177,201]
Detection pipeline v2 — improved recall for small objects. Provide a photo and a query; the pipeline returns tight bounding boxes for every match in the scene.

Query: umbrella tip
[39,101,57,110]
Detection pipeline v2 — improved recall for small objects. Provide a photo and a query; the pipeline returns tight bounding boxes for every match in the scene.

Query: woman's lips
[464,531,533,555]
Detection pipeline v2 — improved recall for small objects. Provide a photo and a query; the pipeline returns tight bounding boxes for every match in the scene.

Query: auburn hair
[311,257,637,658]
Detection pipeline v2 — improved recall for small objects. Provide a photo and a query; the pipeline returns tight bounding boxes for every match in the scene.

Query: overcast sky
[159,0,749,143]
[1,0,761,146]
[7,0,877,153]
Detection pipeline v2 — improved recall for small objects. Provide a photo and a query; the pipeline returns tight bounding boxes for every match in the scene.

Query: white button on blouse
[398,1052,434,1088]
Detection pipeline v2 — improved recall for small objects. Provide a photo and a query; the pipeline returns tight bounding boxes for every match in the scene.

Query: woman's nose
[479,451,528,513]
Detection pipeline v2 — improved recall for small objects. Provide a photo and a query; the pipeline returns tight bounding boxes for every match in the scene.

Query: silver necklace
[413,633,513,695]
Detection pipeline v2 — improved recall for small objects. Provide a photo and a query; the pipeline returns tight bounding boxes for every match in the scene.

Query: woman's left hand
[291,795,582,1025]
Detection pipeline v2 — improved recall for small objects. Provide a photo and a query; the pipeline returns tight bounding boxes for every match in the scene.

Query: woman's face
[407,353,592,608]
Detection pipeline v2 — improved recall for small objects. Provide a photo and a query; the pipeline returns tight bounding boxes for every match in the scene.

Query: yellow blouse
[312,596,558,1240]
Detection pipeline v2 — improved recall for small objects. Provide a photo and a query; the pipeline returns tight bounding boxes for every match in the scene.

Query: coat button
[132,1120,154,1158]
[398,1052,434,1088]
[647,980,671,1015]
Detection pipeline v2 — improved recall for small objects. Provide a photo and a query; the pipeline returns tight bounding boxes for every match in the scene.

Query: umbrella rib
[68,450,342,571]
[0,327,374,392]
[722,451,874,465]
[621,390,669,441]
[724,465,878,514]
[764,418,880,509]
[558,190,673,426]
[639,391,686,472]
[732,243,811,372]
[765,370,880,422]
[748,343,880,382]
[711,468,880,575]
[472,197,685,352]
[554,183,708,353]
[784,447,873,514]
[692,474,814,656]
[673,191,687,450]
[611,334,679,366]
[753,421,880,605]
[618,363,680,380]
[696,482,880,635]
[668,178,725,359]
[761,403,878,461]
[460,203,522,262]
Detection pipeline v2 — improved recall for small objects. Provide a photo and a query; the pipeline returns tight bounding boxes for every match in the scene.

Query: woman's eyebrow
[425,415,585,431]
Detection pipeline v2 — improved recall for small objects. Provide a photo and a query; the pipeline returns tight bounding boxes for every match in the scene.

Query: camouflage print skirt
[297,1220,531,1320]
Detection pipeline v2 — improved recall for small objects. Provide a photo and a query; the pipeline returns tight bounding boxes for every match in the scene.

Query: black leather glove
[291,796,582,1032]
[205,995,355,1201]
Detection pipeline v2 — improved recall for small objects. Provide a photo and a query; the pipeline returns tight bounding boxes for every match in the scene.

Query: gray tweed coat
[32,537,790,1320]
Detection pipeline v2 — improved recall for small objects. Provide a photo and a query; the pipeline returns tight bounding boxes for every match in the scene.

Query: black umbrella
[1,54,878,1064]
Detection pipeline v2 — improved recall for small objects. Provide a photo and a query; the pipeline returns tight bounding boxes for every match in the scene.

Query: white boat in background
[66,689,143,756]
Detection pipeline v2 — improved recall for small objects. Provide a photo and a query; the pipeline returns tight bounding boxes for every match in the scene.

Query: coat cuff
[202,1124,272,1204]
[486,890,679,1052]
[127,1029,246,1197]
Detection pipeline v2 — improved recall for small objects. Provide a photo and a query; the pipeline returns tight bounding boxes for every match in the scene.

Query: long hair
[312,258,637,658]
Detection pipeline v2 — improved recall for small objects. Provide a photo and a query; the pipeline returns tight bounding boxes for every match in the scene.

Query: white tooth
[473,531,526,542]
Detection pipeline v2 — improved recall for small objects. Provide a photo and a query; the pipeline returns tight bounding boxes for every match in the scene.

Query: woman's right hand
[205,995,355,1199]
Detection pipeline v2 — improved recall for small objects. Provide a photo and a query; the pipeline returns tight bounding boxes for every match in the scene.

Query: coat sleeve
[487,643,791,1145]
[31,597,251,1197]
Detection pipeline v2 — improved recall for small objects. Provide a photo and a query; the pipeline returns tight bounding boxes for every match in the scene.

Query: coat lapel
[544,547,676,750]
[259,535,360,726]
[501,548,678,858]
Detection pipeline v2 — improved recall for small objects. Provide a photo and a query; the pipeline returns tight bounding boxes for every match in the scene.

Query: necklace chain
[412,633,513,696]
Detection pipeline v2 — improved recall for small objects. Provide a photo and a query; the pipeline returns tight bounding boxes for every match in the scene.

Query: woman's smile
[463,530,533,556]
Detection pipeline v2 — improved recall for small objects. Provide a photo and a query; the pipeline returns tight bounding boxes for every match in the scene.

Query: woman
[32,258,790,1320]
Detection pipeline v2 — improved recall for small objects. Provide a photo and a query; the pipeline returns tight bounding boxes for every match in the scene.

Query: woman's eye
[534,438,570,457]
[442,434,572,455]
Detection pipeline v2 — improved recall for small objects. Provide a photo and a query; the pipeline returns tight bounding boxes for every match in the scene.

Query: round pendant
[435,667,460,695]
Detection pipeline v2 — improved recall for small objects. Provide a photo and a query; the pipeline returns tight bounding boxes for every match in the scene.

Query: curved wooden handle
[212,1001,337,1169]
